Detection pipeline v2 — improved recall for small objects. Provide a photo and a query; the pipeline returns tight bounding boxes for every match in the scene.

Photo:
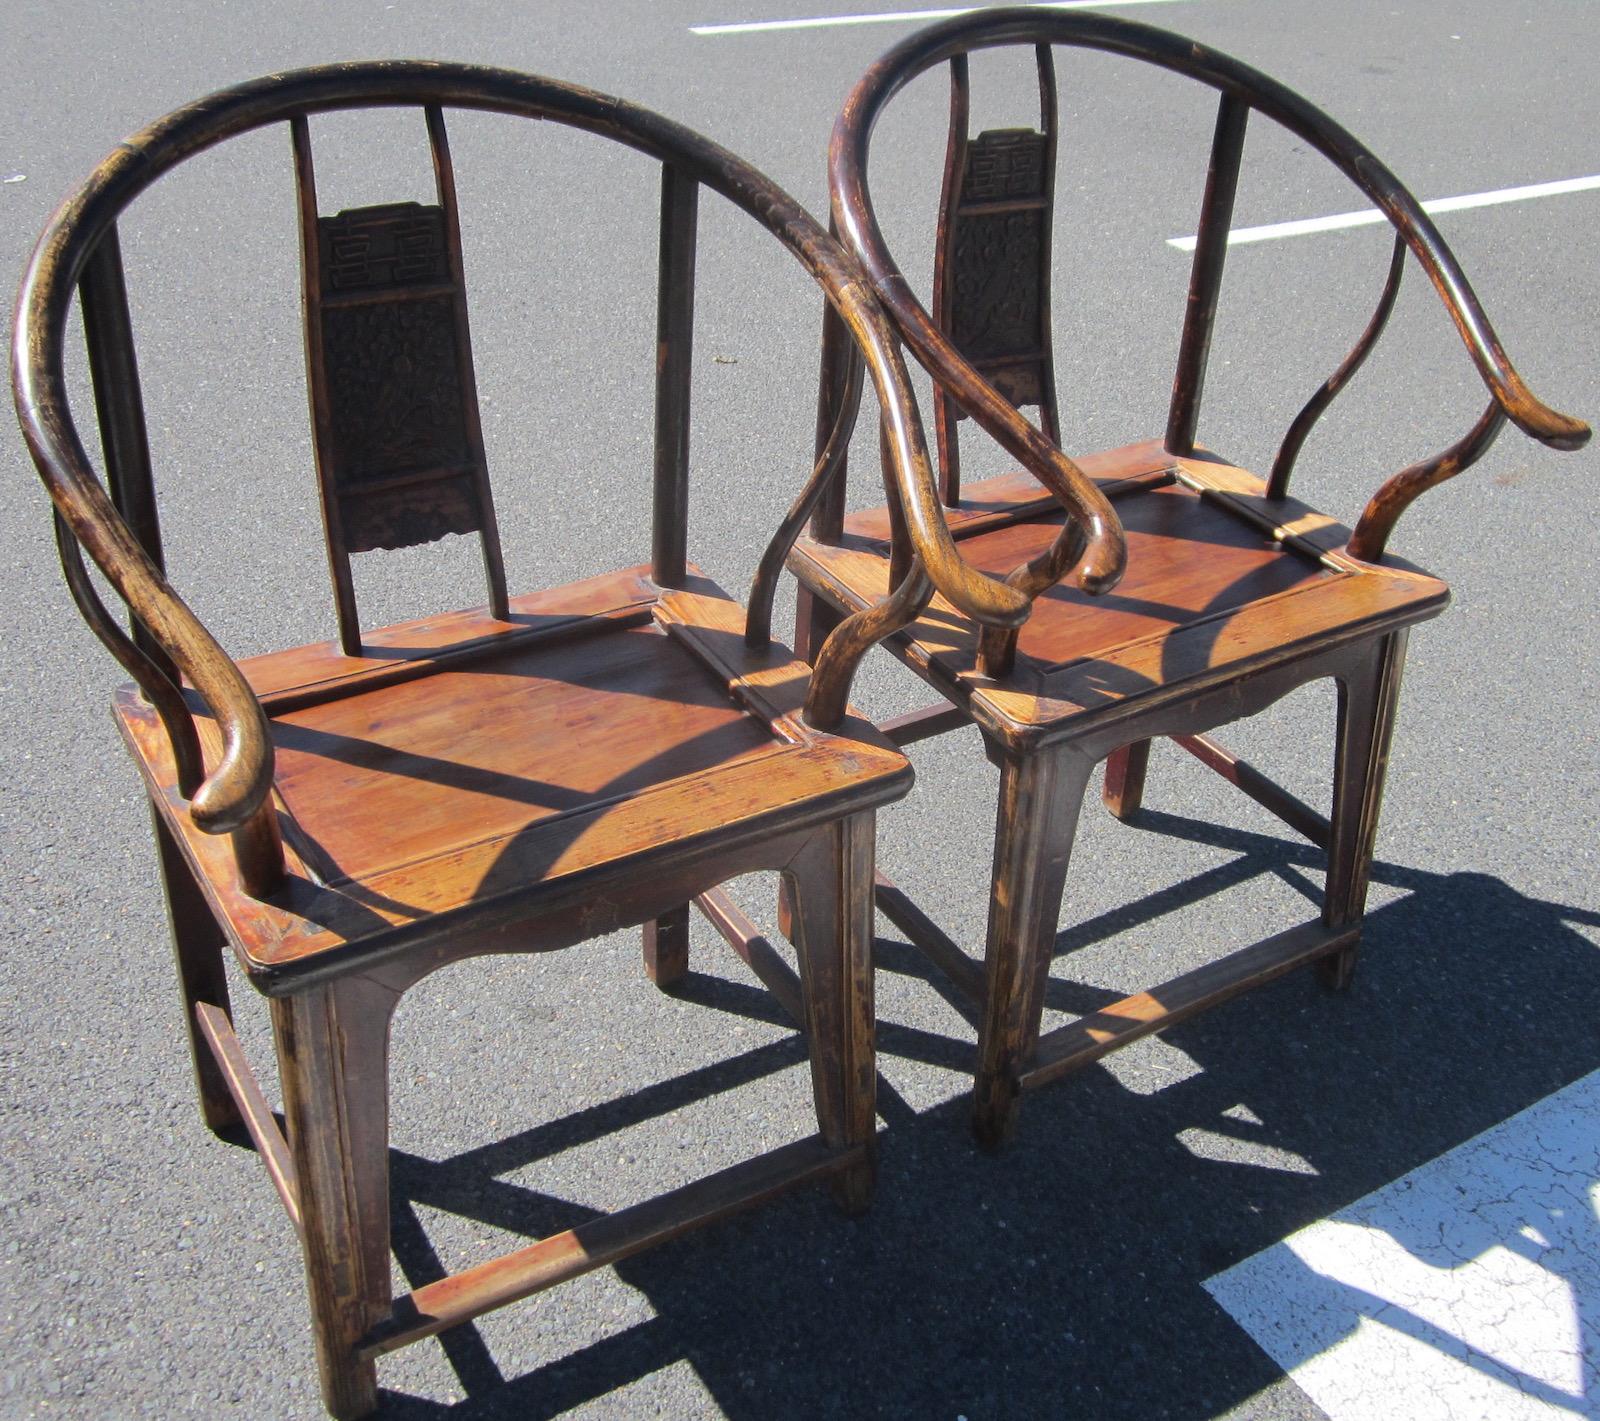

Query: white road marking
[1206,1068,1600,1421]
[692,0,1197,39]
[1167,174,1600,250]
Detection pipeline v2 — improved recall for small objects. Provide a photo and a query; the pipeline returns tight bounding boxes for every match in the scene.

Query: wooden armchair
[788,9,1589,1148]
[7,62,1003,1418]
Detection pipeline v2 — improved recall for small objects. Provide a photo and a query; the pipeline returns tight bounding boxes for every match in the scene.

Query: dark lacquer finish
[11,63,945,1418]
[793,7,1588,1147]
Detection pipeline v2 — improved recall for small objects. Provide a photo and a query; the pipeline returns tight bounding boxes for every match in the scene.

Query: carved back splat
[932,47,1059,505]
[293,108,508,655]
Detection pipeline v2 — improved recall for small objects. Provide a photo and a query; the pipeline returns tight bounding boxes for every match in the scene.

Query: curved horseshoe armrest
[871,270,1127,595]
[14,369,274,839]
[833,278,1037,628]
[830,6,1585,586]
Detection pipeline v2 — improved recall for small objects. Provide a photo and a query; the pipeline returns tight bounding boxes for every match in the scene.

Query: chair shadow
[360,812,1600,1419]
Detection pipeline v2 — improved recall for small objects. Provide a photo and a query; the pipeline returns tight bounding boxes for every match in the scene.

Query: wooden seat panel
[115,567,909,982]
[839,438,1176,543]
[269,620,776,884]
[238,565,662,701]
[934,481,1330,673]
[791,442,1449,746]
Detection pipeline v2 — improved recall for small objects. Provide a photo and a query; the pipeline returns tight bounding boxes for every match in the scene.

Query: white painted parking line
[1206,1069,1600,1420]
[692,0,1197,39]
[1167,173,1600,250]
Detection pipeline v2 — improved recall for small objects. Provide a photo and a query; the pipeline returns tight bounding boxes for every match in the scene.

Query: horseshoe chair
[10,64,1019,1419]
[787,9,1589,1148]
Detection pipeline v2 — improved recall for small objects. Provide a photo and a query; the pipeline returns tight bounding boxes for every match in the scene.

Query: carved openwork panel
[947,129,1048,382]
[962,128,1047,203]
[311,202,484,554]
[319,201,448,291]
[339,476,481,553]
[320,296,470,483]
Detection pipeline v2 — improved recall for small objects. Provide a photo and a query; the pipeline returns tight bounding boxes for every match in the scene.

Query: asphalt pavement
[1,1,1595,1417]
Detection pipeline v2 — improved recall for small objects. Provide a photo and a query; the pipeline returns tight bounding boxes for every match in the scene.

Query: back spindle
[1166,92,1249,458]
[78,224,174,683]
[652,161,698,589]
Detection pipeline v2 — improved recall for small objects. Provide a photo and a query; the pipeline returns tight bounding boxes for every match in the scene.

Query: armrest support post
[1348,401,1506,562]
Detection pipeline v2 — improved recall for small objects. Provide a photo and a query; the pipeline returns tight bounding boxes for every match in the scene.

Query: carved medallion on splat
[962,129,1047,204]
[319,202,448,291]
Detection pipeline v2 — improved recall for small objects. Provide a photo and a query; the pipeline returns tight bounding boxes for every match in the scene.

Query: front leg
[783,812,878,1214]
[271,975,398,1420]
[973,746,1094,1150]
[1319,631,1408,989]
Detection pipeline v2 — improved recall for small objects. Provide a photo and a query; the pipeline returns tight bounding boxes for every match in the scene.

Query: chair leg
[779,585,845,943]
[1102,740,1152,820]
[642,906,690,988]
[1319,631,1409,990]
[152,804,240,1133]
[271,977,398,1421]
[784,812,878,1214]
[973,747,1094,1151]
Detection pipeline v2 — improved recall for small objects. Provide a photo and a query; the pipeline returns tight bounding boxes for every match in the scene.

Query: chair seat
[791,439,1450,752]
[116,564,909,988]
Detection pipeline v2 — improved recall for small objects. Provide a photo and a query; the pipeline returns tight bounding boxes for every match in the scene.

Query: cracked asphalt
[1205,1070,1600,1417]
[1,1,1595,1417]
